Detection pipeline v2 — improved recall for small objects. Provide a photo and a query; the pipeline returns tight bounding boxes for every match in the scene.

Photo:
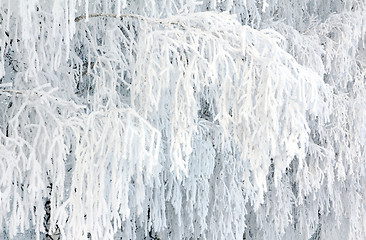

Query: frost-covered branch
[1,1,366,240]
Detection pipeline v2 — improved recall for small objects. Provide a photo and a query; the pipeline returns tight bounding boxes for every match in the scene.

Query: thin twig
[0,89,23,95]
[75,13,126,22]
[74,13,180,27]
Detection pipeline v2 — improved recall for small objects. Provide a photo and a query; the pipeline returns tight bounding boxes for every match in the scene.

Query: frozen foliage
[0,0,366,239]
